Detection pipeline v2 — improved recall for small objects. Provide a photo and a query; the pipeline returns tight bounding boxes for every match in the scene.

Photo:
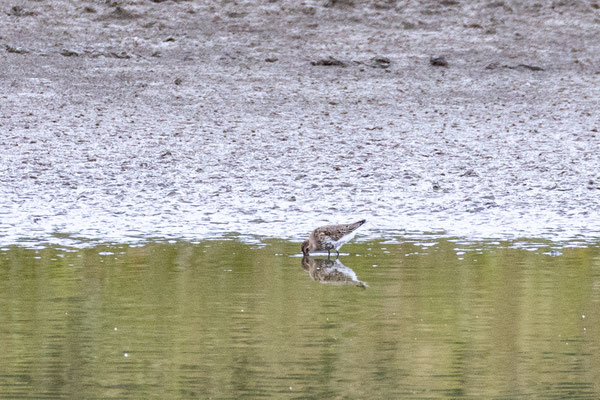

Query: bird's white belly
[329,230,358,251]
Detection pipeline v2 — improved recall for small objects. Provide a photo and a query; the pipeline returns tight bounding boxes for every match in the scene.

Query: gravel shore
[1,0,599,246]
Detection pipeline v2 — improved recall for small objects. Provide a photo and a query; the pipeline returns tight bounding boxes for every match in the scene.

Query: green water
[0,239,599,399]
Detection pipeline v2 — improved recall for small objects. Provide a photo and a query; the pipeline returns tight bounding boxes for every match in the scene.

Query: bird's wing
[315,224,351,242]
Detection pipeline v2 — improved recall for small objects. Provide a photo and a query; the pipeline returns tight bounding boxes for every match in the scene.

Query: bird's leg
[335,249,340,258]
[327,249,331,259]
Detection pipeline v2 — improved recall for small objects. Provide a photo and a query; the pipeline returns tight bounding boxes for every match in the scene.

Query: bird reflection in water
[301,256,367,288]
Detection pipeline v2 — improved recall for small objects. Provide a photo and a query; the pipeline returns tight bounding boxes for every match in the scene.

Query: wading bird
[301,219,366,258]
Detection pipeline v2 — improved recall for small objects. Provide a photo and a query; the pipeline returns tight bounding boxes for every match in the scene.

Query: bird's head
[301,240,310,256]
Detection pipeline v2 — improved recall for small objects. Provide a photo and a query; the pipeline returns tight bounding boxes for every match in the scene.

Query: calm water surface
[0,239,599,399]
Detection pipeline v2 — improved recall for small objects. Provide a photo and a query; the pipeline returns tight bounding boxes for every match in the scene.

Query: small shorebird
[301,219,366,257]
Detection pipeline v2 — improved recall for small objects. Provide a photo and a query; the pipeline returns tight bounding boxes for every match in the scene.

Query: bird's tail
[349,219,366,231]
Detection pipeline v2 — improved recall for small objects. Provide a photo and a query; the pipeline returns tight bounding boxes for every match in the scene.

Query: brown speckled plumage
[301,219,366,257]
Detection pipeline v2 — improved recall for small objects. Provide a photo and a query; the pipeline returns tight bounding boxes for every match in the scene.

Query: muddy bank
[1,0,599,247]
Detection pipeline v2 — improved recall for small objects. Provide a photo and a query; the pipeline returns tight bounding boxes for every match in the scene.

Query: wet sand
[1,0,599,246]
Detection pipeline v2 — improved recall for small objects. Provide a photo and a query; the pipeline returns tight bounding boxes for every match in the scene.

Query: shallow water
[1,239,599,399]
